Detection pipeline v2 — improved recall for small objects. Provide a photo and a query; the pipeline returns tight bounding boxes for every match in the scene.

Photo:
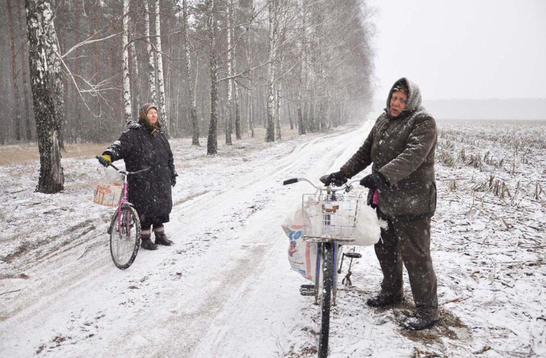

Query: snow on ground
[0,120,545,358]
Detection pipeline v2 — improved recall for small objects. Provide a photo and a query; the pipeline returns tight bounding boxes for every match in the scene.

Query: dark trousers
[374,216,439,320]
[140,215,167,231]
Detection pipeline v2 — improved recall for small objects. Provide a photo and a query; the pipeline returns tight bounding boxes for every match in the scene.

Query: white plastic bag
[282,207,318,282]
[93,167,123,207]
[353,204,386,246]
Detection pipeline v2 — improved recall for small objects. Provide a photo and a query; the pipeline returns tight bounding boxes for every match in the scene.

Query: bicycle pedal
[300,284,316,296]
[345,252,362,259]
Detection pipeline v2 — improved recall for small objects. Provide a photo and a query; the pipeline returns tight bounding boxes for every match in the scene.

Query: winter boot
[154,231,173,246]
[404,315,438,331]
[141,233,158,250]
[366,292,404,307]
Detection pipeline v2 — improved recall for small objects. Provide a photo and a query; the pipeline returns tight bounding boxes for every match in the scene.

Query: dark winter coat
[104,106,176,223]
[341,78,437,220]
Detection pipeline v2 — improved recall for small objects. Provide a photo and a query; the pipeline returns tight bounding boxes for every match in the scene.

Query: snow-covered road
[0,123,373,357]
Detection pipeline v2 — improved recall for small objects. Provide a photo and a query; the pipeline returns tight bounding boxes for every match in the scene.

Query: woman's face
[147,108,158,124]
[390,90,408,117]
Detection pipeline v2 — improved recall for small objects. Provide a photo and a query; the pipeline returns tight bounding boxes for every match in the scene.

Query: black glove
[360,172,388,191]
[324,171,348,187]
[171,176,177,187]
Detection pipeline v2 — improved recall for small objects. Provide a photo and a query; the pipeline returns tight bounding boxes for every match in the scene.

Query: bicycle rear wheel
[318,242,334,358]
[109,206,141,269]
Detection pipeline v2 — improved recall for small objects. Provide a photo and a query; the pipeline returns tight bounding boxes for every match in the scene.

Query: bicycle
[283,177,364,358]
[96,157,150,270]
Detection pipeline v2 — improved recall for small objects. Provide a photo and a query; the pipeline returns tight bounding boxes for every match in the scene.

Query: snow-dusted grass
[0,120,545,358]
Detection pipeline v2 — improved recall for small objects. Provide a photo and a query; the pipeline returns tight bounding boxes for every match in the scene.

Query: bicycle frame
[104,163,150,233]
[283,176,363,358]
[117,172,129,232]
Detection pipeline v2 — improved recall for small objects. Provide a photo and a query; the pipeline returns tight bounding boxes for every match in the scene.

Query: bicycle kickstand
[341,251,362,287]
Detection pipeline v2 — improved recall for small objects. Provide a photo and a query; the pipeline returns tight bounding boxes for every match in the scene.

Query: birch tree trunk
[245,2,254,138]
[225,0,234,145]
[297,5,306,135]
[25,0,64,193]
[6,0,22,141]
[265,0,279,142]
[130,39,140,118]
[206,0,219,155]
[92,1,101,125]
[130,16,140,119]
[230,0,242,140]
[234,82,241,140]
[275,74,282,140]
[122,0,132,122]
[182,0,199,146]
[155,0,168,135]
[144,0,157,105]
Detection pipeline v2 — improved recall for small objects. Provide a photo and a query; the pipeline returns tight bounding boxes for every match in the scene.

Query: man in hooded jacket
[97,103,177,250]
[324,78,439,330]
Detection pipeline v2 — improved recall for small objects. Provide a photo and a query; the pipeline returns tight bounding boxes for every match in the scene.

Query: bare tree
[206,0,220,155]
[181,0,199,146]
[144,0,157,105]
[155,0,168,134]
[15,0,32,140]
[245,0,255,138]
[225,0,234,145]
[25,0,65,193]
[265,0,280,142]
[6,0,21,141]
[122,0,132,121]
[232,0,242,140]
[130,18,141,118]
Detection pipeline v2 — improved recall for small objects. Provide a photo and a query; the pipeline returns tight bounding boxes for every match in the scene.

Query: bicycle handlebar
[96,156,150,176]
[283,177,361,192]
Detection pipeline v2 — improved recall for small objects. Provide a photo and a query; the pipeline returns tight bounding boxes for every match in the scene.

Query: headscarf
[138,103,161,135]
[385,78,424,118]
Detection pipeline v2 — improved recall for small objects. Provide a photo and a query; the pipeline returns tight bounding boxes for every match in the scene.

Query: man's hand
[171,176,177,187]
[323,171,348,187]
[97,154,112,167]
[360,172,388,191]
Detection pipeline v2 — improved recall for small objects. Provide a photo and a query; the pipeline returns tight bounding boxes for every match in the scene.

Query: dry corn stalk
[536,181,544,200]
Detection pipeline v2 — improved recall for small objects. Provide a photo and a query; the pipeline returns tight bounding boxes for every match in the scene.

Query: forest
[0,0,375,192]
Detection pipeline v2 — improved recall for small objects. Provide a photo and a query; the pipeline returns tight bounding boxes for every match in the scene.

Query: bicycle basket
[301,192,365,240]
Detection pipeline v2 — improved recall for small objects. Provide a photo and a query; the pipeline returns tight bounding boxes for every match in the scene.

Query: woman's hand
[360,173,388,191]
[323,171,348,187]
[97,154,112,167]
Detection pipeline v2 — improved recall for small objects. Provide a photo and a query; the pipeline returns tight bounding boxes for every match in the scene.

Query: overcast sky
[366,0,546,100]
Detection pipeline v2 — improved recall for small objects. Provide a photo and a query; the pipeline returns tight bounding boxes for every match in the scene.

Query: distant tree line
[0,0,375,193]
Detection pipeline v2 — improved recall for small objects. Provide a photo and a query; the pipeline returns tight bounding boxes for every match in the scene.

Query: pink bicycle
[97,157,150,269]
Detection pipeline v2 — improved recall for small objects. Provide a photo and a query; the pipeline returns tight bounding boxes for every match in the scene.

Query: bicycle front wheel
[318,242,334,358]
[109,206,141,270]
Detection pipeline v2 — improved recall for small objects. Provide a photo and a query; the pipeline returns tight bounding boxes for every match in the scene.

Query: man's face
[390,90,408,117]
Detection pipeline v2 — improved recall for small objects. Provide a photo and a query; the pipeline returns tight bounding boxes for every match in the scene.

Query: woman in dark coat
[98,103,177,250]
[324,78,438,330]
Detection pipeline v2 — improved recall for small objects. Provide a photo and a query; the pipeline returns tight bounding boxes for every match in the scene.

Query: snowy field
[0,119,545,358]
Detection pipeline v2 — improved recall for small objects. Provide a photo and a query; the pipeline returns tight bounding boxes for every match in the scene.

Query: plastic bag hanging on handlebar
[282,206,318,283]
[93,166,123,207]
[352,204,386,246]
